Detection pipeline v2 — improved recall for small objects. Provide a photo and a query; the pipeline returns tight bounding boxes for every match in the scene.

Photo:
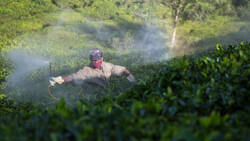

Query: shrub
[0,42,249,140]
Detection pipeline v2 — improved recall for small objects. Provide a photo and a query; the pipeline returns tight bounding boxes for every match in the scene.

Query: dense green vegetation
[1,41,249,140]
[0,0,249,140]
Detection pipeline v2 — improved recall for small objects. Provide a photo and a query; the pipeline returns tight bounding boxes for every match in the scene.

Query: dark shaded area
[42,23,51,28]
[68,17,143,48]
[232,0,249,7]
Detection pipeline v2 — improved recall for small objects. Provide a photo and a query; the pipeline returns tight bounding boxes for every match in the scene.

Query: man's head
[89,48,103,69]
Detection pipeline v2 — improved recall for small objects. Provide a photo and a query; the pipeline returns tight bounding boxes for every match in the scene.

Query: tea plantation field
[0,42,249,140]
[0,0,249,140]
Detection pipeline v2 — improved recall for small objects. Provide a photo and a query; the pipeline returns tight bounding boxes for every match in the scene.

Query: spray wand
[49,62,56,86]
[49,62,52,78]
[48,62,60,100]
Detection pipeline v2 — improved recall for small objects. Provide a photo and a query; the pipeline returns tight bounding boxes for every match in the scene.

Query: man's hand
[49,76,64,86]
[49,79,56,86]
[127,74,137,84]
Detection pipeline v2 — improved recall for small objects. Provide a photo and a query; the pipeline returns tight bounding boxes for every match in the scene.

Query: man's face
[91,57,103,69]
[91,57,103,63]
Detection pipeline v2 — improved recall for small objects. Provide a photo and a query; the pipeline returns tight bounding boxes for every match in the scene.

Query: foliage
[0,0,58,51]
[176,16,250,52]
[180,0,235,21]
[0,0,60,101]
[0,1,249,140]
[0,42,249,140]
[158,0,249,22]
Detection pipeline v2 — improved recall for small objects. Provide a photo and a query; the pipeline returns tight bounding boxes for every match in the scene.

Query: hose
[48,85,83,101]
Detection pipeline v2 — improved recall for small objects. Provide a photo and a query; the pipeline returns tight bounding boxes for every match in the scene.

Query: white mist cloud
[133,24,170,61]
[8,50,50,86]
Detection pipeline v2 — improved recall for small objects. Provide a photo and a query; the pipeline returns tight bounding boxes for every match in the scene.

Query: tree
[160,0,234,48]
[160,0,187,48]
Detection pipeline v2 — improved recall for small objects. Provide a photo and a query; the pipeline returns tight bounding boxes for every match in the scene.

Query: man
[50,48,137,88]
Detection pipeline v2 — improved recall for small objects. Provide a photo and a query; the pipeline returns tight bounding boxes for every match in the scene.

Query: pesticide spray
[8,50,50,87]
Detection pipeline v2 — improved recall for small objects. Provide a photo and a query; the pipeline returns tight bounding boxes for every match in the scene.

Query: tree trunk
[171,8,179,48]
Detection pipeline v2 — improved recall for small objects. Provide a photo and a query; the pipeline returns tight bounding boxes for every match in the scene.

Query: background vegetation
[0,0,249,140]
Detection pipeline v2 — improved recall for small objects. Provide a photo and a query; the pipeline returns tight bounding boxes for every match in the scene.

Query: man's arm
[123,68,137,84]
[62,76,72,83]
[110,63,137,84]
[123,68,131,76]
[50,67,89,86]
[49,76,76,86]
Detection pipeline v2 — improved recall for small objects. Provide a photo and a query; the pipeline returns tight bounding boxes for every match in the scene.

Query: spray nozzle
[50,77,54,81]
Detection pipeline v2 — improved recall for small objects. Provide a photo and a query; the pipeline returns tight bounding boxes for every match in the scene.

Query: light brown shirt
[68,62,125,88]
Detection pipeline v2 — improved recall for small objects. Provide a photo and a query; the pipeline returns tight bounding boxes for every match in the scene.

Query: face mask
[92,60,102,69]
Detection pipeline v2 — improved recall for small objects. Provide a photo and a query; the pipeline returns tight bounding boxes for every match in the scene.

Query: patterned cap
[90,48,103,60]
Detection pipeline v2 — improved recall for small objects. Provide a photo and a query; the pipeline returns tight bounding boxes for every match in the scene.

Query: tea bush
[0,1,249,140]
[0,42,249,140]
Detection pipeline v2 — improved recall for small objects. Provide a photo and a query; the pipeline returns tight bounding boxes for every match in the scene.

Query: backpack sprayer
[48,62,83,101]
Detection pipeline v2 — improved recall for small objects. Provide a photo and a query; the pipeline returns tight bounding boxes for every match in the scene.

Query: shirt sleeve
[111,64,125,77]
[68,67,88,85]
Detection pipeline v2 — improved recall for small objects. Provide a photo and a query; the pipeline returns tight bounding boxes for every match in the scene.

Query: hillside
[0,0,249,140]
